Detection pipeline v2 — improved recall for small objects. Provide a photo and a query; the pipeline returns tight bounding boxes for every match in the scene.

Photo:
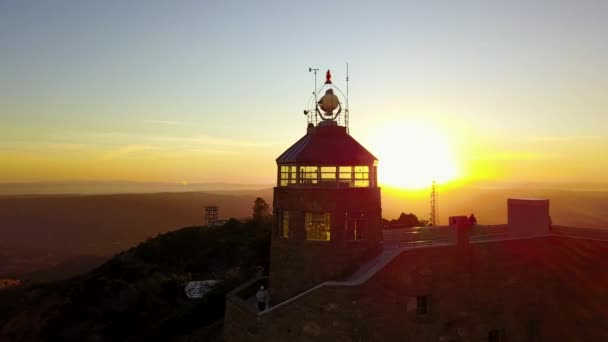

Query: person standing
[468,213,477,226]
[256,285,267,311]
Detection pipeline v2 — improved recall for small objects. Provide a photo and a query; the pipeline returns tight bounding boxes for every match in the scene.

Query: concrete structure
[449,216,470,247]
[223,73,608,341]
[508,198,551,237]
[225,201,608,341]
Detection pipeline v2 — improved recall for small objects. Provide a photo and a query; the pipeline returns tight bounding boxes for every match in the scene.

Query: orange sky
[2,2,607,189]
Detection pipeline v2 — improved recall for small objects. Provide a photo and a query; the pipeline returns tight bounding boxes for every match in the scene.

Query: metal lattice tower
[204,205,219,226]
[430,180,438,226]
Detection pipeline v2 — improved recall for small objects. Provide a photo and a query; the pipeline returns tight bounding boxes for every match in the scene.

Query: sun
[368,121,460,189]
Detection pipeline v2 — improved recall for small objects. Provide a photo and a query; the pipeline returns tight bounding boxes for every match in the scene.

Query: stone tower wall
[269,186,382,303]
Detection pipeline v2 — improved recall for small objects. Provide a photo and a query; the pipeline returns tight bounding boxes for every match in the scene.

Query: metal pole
[346,62,349,131]
[314,69,317,100]
[309,67,319,126]
[346,62,349,109]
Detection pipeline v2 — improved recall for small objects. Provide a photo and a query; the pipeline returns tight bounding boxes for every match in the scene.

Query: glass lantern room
[276,123,378,188]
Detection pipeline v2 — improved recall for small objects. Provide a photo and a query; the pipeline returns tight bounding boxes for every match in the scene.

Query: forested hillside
[1,211,272,342]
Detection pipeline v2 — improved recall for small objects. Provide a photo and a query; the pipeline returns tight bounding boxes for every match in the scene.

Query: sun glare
[368,121,460,189]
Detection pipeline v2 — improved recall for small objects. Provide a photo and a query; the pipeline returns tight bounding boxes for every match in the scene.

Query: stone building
[224,71,608,341]
[270,70,383,303]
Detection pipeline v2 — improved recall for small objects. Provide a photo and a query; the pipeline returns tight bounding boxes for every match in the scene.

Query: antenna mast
[430,180,438,226]
[309,67,319,99]
[345,62,350,133]
[307,67,319,125]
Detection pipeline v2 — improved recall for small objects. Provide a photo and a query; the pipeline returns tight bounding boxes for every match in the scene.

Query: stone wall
[226,236,608,341]
[269,239,380,304]
[270,186,382,303]
[273,187,383,242]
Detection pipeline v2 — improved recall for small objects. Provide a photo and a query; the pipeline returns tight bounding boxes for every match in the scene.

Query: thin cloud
[152,134,278,148]
[143,120,185,126]
[0,142,88,152]
[58,130,276,149]
[98,144,155,161]
[43,131,279,161]
[468,151,558,161]
[527,135,603,142]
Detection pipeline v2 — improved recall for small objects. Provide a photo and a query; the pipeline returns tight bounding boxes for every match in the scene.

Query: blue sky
[1,1,607,185]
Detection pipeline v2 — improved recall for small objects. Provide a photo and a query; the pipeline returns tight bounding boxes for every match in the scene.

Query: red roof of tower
[276,124,377,165]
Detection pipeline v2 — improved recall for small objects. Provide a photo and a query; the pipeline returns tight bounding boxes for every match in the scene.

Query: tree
[252,197,271,222]
[383,212,425,229]
[395,212,420,227]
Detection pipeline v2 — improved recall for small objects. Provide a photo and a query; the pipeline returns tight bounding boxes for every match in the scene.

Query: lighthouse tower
[270,69,382,303]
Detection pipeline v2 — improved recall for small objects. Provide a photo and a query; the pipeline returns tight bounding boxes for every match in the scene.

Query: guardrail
[551,225,608,241]
[470,233,510,241]
[383,226,450,244]
[384,238,453,248]
[384,224,512,246]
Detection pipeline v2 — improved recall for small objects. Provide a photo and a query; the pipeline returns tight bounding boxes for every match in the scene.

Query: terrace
[228,222,608,318]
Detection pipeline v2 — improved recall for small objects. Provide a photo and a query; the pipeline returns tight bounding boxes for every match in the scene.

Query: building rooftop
[276,124,377,165]
[229,224,608,316]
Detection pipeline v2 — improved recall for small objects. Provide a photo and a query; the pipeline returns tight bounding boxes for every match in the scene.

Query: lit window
[345,212,365,240]
[354,180,369,187]
[320,166,336,181]
[416,295,429,315]
[299,166,318,184]
[354,166,369,187]
[279,165,296,186]
[338,166,352,186]
[339,166,352,179]
[282,211,290,238]
[305,212,331,241]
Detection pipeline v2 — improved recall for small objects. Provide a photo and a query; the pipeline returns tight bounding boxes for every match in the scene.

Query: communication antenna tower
[205,205,219,226]
[430,180,439,226]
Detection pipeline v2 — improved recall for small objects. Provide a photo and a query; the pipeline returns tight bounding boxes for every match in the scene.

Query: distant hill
[0,218,272,342]
[0,190,272,277]
[2,183,607,279]
[0,180,273,195]
[19,255,108,283]
[382,185,608,229]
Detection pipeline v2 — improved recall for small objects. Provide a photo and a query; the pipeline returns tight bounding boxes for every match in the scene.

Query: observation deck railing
[383,226,451,248]
[551,225,608,241]
[226,222,608,331]
[383,224,512,248]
